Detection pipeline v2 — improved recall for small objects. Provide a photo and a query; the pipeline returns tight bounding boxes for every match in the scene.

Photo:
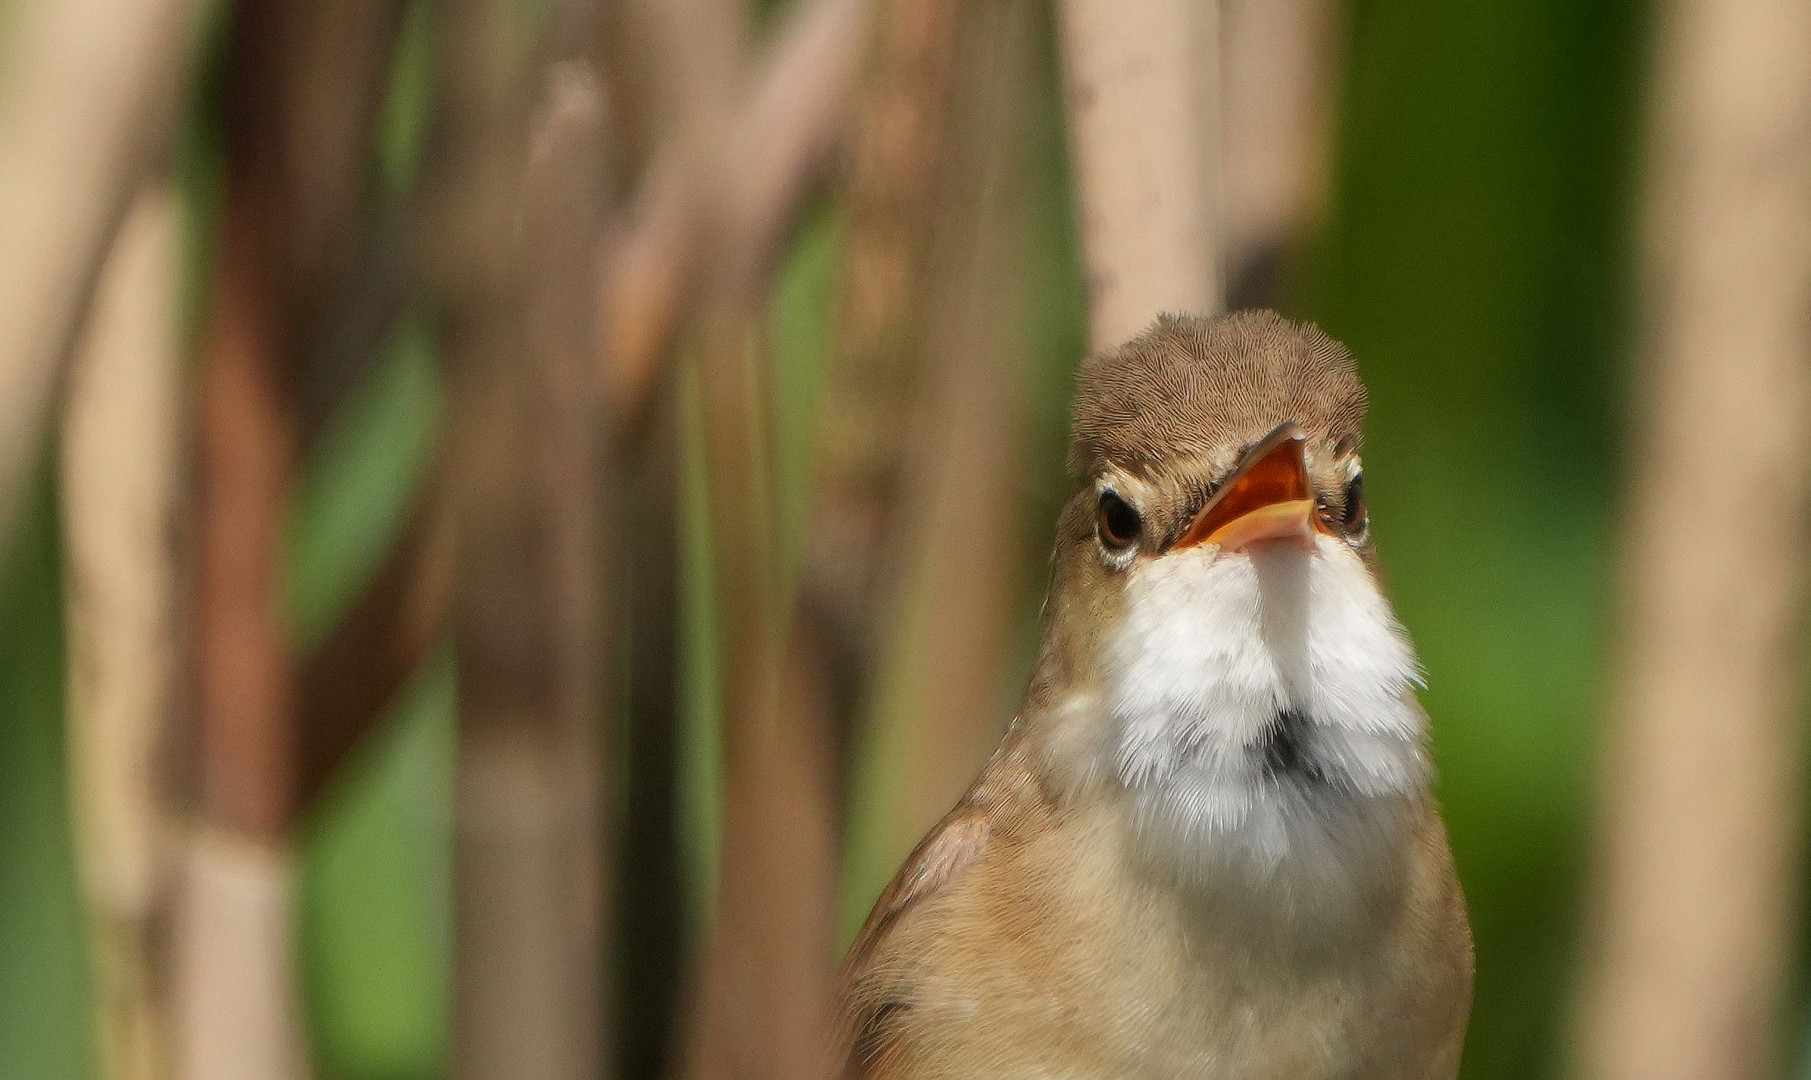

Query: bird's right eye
[1341,470,1368,538]
[1097,491,1142,551]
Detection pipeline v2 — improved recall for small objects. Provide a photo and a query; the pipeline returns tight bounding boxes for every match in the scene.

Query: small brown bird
[837,311,1473,1079]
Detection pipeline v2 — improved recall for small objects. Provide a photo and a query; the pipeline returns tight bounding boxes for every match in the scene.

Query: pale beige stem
[1057,0,1223,349]
[1572,1,1811,1078]
[61,185,184,1080]
[170,833,308,1080]
[0,0,194,550]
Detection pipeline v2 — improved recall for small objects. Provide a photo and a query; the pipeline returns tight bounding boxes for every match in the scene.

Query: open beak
[1174,422,1322,552]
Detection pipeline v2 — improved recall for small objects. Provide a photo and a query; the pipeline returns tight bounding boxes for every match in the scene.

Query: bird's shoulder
[835,744,1052,1078]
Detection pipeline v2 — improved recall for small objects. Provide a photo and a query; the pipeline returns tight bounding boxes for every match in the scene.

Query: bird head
[1027,311,1429,894]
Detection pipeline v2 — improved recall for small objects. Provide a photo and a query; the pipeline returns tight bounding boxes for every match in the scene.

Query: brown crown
[1070,310,1368,479]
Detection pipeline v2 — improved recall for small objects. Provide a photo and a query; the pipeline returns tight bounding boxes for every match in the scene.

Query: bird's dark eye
[1341,471,1368,537]
[1097,491,1142,551]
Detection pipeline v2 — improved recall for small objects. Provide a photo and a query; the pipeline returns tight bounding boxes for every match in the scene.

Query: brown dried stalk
[614,399,688,1079]
[434,1,615,1075]
[680,5,876,1078]
[601,0,874,433]
[845,0,1038,892]
[176,55,310,1080]
[685,307,843,1080]
[797,0,968,788]
[172,1,412,1073]
[1220,0,1339,308]
[284,0,414,445]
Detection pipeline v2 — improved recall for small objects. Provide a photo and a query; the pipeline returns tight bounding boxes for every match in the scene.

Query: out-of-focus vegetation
[10,0,1810,1079]
[1317,2,1645,1075]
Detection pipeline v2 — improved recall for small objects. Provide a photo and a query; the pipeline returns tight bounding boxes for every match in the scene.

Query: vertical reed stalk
[1574,0,1811,1076]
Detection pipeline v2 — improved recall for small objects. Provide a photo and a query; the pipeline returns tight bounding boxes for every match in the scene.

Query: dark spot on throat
[1259,709,1325,785]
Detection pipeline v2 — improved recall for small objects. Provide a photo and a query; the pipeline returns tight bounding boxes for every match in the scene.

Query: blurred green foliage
[16,0,1799,1079]
[1313,1,1646,1077]
[0,482,91,1080]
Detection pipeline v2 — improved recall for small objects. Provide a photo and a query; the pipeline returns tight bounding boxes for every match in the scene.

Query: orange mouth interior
[1175,424,1324,552]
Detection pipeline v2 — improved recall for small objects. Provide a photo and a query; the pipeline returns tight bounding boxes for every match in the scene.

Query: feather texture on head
[1071,310,1368,480]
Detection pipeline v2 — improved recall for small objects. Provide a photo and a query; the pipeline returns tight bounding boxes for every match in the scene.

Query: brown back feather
[836,748,1050,1077]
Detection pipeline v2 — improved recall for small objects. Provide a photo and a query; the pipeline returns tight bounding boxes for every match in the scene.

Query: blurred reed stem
[433,2,616,1078]
[62,184,184,1080]
[802,0,967,809]
[1573,0,1811,1077]
[615,394,688,1080]
[686,312,842,1080]
[174,0,418,1073]
[284,0,426,820]
[1057,0,1224,348]
[836,0,1038,937]
[640,1,873,1077]
[0,0,193,555]
[180,38,309,1080]
[1220,0,1339,309]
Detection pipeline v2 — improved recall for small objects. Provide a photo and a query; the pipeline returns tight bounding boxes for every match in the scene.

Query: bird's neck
[1028,537,1431,921]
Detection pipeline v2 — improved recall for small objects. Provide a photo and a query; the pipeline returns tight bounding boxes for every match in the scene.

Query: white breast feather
[1104,534,1428,899]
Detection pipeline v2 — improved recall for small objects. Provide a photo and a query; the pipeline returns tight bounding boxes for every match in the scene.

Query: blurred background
[0,0,1807,1078]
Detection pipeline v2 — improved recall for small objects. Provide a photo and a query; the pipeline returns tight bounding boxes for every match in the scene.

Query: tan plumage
[837,311,1473,1079]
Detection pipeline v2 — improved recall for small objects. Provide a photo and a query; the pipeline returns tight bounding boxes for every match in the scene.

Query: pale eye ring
[1097,490,1142,551]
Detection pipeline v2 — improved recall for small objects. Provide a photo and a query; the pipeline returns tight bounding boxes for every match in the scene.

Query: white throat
[1103,534,1428,890]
